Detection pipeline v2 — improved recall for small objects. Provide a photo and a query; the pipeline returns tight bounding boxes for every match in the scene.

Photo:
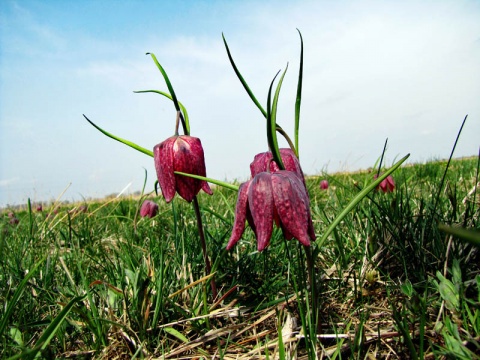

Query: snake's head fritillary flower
[154,135,213,203]
[319,180,329,190]
[227,171,315,252]
[250,148,305,184]
[36,204,43,212]
[374,174,395,193]
[140,200,159,218]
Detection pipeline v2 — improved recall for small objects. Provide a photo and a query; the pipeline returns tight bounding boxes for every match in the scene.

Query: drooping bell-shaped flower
[319,179,329,190]
[140,200,159,218]
[226,170,316,252]
[154,135,213,203]
[250,148,305,184]
[374,174,395,193]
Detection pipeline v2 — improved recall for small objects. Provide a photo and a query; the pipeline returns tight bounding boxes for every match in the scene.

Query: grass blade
[83,114,154,157]
[0,258,45,337]
[431,115,468,219]
[438,224,480,247]
[28,294,88,358]
[314,153,410,252]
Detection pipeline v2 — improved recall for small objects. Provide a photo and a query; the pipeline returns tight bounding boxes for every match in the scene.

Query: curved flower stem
[193,196,218,300]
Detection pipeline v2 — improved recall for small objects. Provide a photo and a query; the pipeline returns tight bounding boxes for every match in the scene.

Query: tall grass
[1,156,479,359]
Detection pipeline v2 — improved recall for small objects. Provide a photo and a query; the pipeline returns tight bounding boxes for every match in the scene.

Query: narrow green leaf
[164,326,189,343]
[30,294,88,358]
[294,29,304,158]
[9,327,23,346]
[174,171,239,191]
[147,52,189,134]
[266,71,285,170]
[277,326,286,360]
[0,258,45,337]
[83,115,154,157]
[134,89,190,128]
[438,224,480,247]
[271,64,290,162]
[222,33,267,117]
[222,33,296,150]
[436,271,460,311]
[315,153,410,252]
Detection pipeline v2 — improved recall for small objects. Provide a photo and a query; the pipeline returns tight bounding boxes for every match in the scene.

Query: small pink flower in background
[374,174,395,193]
[78,205,88,213]
[250,148,305,184]
[319,180,329,190]
[9,217,19,225]
[8,212,15,218]
[140,200,159,218]
[154,135,213,203]
[36,204,43,212]
[227,170,316,252]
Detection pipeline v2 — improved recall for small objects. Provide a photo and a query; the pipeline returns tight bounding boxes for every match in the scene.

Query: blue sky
[1,0,479,207]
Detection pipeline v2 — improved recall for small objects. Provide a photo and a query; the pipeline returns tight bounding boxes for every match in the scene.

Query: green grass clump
[1,156,479,359]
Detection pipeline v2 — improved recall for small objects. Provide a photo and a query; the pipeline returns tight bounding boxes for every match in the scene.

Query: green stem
[304,246,319,335]
[193,196,217,299]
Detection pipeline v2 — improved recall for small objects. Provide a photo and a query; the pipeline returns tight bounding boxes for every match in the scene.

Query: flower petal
[249,172,274,251]
[250,152,272,177]
[279,148,306,185]
[226,180,252,250]
[154,136,177,203]
[272,171,313,246]
[174,136,212,202]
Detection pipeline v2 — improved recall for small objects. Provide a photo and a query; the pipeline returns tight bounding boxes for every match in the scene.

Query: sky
[1,0,479,207]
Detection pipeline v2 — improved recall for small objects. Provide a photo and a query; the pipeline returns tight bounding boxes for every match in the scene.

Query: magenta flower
[374,174,395,193]
[36,204,43,212]
[154,135,213,203]
[140,200,159,218]
[226,171,316,252]
[250,148,305,184]
[9,217,19,225]
[320,180,329,190]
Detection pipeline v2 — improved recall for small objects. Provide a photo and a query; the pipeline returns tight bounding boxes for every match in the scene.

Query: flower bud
[140,200,159,218]
[319,180,329,190]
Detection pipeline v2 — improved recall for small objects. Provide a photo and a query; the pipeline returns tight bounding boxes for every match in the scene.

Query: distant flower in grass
[250,148,305,184]
[227,171,316,252]
[36,204,43,212]
[8,212,15,218]
[154,135,213,203]
[320,180,329,190]
[140,200,159,218]
[374,174,395,193]
[9,217,19,225]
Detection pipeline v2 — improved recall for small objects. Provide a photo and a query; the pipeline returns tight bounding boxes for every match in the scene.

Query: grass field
[1,156,479,359]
